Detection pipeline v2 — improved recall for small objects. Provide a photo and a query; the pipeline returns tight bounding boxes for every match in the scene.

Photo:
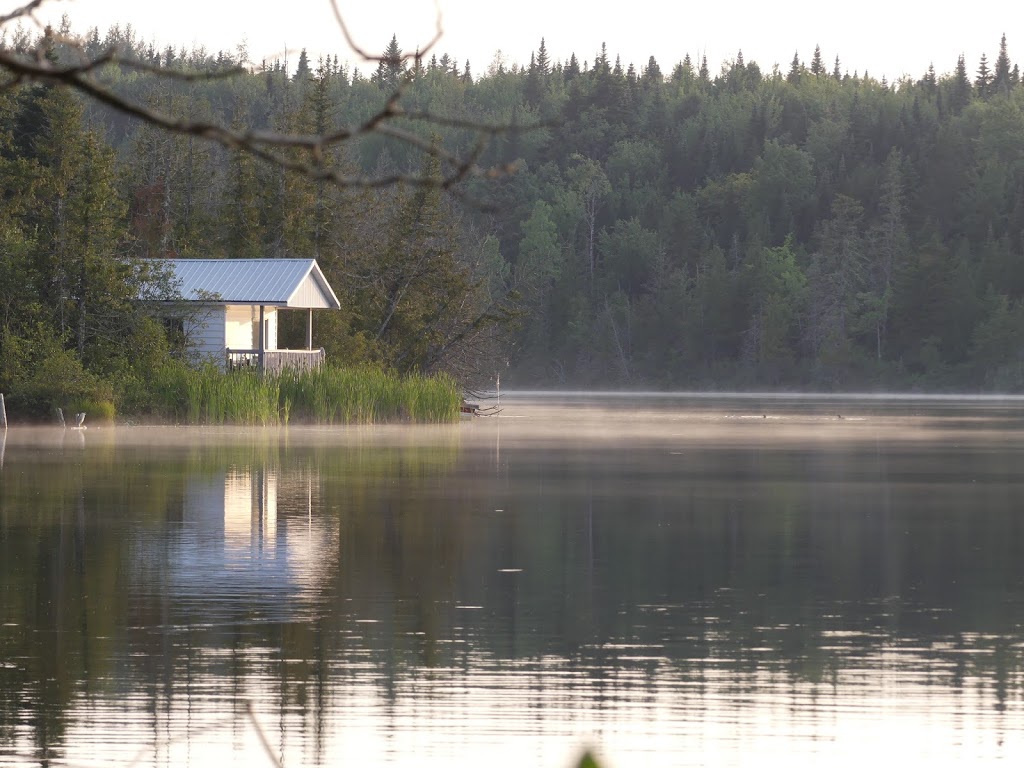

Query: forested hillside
[2,22,1024,405]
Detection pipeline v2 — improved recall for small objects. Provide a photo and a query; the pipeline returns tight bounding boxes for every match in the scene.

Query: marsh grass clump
[150,364,460,425]
[278,366,460,424]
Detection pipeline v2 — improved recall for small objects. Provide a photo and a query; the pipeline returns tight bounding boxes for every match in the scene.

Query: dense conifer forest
[2,21,1024,415]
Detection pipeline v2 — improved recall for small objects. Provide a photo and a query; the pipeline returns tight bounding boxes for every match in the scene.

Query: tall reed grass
[149,363,460,425]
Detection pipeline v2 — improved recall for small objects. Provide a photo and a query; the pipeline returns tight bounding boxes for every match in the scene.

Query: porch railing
[226,348,325,374]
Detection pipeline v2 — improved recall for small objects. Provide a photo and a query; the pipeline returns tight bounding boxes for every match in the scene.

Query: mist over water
[2,394,1024,767]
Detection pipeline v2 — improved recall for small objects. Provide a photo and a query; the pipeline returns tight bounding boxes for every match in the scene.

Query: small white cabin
[152,259,341,373]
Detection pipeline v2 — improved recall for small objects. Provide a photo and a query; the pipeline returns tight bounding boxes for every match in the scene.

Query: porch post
[306,309,313,351]
[258,305,265,373]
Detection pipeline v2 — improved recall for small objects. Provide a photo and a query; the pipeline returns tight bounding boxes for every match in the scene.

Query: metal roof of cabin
[153,259,341,309]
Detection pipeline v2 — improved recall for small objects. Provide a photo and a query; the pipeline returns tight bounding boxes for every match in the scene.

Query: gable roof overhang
[145,258,341,310]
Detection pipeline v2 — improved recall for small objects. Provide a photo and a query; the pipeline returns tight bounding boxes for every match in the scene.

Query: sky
[8,0,1024,81]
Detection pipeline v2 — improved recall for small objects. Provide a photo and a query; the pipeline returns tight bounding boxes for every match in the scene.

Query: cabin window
[162,317,186,355]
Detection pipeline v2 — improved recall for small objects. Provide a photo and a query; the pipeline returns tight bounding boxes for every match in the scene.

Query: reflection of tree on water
[0,429,129,765]
[3,425,1024,764]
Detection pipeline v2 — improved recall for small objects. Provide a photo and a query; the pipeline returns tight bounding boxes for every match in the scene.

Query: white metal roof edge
[152,299,291,307]
[144,258,341,309]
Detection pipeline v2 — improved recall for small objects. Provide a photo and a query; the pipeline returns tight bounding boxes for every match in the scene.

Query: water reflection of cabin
[158,259,341,373]
[169,467,337,611]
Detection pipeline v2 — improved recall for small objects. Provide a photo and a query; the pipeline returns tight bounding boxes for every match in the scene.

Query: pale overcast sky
[11,0,1023,80]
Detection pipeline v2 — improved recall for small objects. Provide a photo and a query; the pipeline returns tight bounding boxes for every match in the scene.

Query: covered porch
[226,307,326,374]
[150,259,342,374]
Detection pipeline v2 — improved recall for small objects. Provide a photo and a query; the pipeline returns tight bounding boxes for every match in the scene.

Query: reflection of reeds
[155,365,460,425]
[138,701,601,768]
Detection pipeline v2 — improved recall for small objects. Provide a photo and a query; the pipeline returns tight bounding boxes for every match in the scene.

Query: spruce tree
[787,52,802,84]
[951,54,971,112]
[975,52,992,97]
[810,45,824,77]
[994,34,1011,94]
[375,34,405,91]
[536,38,551,77]
[525,52,542,105]
[565,53,580,80]
[643,56,662,83]
[922,63,937,94]
[293,48,310,82]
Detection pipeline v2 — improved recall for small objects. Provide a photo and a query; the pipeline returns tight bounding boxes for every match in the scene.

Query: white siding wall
[267,307,278,350]
[182,305,285,371]
[225,305,255,350]
[224,305,278,351]
[184,307,225,366]
[289,277,334,308]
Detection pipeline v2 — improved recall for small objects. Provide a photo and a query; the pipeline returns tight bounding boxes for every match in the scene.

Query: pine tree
[353,147,504,374]
[671,54,693,84]
[950,54,972,112]
[787,51,802,84]
[66,131,130,361]
[922,62,937,94]
[293,48,310,83]
[536,38,551,77]
[525,52,542,105]
[975,52,992,97]
[643,55,662,84]
[861,150,908,361]
[833,55,841,80]
[565,52,580,80]
[806,195,867,371]
[375,34,405,91]
[26,84,131,363]
[994,34,1011,94]
[810,45,824,77]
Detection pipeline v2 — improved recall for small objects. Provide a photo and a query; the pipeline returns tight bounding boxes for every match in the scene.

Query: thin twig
[246,702,285,768]
[329,0,443,64]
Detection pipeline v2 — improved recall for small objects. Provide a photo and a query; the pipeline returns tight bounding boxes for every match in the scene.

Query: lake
[2,393,1024,767]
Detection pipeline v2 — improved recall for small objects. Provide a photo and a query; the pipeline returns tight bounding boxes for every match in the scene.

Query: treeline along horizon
[2,21,1024,405]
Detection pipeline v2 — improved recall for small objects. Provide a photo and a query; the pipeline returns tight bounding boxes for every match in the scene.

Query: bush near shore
[147,363,462,425]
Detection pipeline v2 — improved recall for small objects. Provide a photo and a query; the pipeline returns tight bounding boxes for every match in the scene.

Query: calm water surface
[2,394,1024,767]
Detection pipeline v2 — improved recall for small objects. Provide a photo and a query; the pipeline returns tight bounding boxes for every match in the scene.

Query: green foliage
[13,346,115,419]
[3,23,1024,392]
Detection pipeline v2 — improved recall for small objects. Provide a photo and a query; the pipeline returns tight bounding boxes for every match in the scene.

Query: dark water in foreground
[2,394,1024,767]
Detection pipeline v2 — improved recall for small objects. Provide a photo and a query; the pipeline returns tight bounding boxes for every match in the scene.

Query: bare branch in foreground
[0,0,527,190]
[329,0,444,66]
[0,0,46,28]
